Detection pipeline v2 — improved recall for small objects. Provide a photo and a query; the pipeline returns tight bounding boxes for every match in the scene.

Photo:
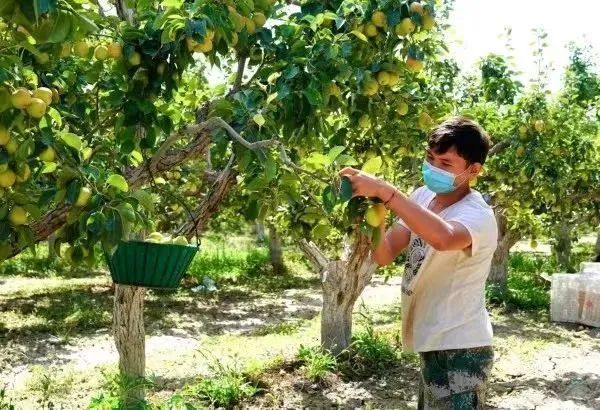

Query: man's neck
[434,185,471,207]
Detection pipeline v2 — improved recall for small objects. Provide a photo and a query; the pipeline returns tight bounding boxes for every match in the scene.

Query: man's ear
[471,163,482,176]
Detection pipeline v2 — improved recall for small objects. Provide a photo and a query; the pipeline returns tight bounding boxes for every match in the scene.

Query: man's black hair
[427,116,491,165]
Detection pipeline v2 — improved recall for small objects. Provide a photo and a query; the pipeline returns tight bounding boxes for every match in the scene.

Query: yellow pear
[406,57,424,73]
[36,52,50,65]
[128,52,142,66]
[32,87,53,106]
[253,12,266,28]
[94,45,109,60]
[26,98,47,118]
[107,43,123,59]
[60,43,71,57]
[39,146,55,162]
[387,72,400,86]
[195,38,213,54]
[371,11,386,28]
[73,41,90,58]
[0,169,16,188]
[363,78,379,96]
[410,1,424,15]
[51,88,60,104]
[359,114,371,129]
[8,206,28,226]
[5,139,17,154]
[398,102,409,116]
[364,23,378,37]
[75,187,92,207]
[0,127,9,145]
[377,71,390,86]
[11,88,32,109]
[15,164,31,182]
[395,18,415,36]
[422,13,435,30]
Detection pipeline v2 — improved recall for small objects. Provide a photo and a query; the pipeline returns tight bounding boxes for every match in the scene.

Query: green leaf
[305,152,329,169]
[322,185,337,213]
[47,11,71,43]
[371,226,382,249]
[131,189,154,211]
[41,161,57,173]
[361,156,383,174]
[312,223,331,240]
[340,177,353,202]
[60,132,82,151]
[327,146,346,163]
[87,212,106,234]
[303,86,322,106]
[336,154,358,166]
[117,202,136,223]
[106,174,129,192]
[23,204,42,220]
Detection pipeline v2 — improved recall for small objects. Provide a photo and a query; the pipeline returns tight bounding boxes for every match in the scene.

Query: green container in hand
[105,240,199,289]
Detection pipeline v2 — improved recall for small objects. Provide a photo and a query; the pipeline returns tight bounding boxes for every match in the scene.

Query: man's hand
[339,167,393,201]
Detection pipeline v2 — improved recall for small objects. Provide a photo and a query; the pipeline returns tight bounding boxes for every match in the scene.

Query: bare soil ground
[1,274,599,409]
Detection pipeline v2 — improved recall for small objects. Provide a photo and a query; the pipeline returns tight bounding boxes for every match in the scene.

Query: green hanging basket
[105,240,199,289]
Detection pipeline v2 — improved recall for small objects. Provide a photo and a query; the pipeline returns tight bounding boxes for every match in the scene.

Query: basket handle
[145,159,201,247]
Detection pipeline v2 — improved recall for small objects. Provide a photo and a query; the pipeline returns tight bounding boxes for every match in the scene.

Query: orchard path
[1,272,599,409]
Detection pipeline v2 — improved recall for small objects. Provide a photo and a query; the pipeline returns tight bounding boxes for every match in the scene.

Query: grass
[297,345,337,382]
[186,356,262,409]
[26,365,74,409]
[487,243,596,310]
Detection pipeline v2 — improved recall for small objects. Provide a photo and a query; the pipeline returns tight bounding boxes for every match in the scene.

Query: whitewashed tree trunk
[113,285,146,403]
[554,221,573,270]
[255,222,265,244]
[268,223,284,273]
[47,234,57,262]
[488,209,519,289]
[595,230,600,261]
[299,235,376,354]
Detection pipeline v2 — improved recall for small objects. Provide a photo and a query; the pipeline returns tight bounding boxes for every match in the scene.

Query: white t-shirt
[397,186,498,353]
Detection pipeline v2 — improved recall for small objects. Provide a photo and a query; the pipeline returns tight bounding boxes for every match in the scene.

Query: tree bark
[268,223,284,273]
[113,285,146,404]
[299,235,376,354]
[554,221,573,271]
[488,209,519,289]
[255,222,265,244]
[595,230,600,261]
[47,234,57,262]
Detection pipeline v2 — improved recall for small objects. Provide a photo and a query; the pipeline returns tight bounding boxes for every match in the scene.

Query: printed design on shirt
[402,236,427,296]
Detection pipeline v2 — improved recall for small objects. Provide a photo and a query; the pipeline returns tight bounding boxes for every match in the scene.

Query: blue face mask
[422,161,470,194]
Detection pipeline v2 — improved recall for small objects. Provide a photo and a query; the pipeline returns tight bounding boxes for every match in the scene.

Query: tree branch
[489,140,509,157]
[298,239,330,271]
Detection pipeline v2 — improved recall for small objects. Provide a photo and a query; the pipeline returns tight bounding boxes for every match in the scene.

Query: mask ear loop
[454,165,475,188]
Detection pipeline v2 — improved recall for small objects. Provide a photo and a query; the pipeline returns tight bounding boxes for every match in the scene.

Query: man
[340,116,498,409]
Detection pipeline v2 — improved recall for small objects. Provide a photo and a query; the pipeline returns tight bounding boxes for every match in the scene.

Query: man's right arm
[372,222,411,266]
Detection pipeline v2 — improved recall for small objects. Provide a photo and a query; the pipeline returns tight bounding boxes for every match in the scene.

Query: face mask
[422,161,471,194]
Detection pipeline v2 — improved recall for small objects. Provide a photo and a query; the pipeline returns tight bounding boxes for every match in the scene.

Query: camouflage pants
[418,346,494,410]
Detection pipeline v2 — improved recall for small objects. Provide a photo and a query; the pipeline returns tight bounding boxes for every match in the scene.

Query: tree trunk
[595,230,600,262]
[255,222,265,244]
[268,223,284,273]
[299,236,376,354]
[47,234,57,262]
[488,209,519,290]
[113,285,146,404]
[554,221,573,271]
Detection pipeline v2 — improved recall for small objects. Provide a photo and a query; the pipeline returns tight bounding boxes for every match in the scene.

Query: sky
[447,0,600,92]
